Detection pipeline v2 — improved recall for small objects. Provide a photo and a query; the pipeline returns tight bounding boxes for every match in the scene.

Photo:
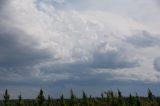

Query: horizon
[0,0,160,99]
[0,88,159,100]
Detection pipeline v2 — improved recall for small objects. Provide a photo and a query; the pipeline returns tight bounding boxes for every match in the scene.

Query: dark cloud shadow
[0,25,52,68]
[154,57,160,72]
[90,50,139,69]
[126,31,160,48]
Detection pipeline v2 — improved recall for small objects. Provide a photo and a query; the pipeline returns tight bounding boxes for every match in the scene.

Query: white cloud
[0,0,160,92]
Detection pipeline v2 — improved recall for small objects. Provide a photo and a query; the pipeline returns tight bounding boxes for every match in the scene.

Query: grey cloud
[1,0,160,99]
[90,50,139,69]
[126,31,160,48]
[40,49,139,75]
[153,57,160,71]
[0,0,7,7]
[38,48,139,85]
[53,77,160,87]
[0,26,52,68]
[156,0,160,5]
[0,24,53,85]
[0,80,159,99]
[0,0,9,18]
[37,76,160,98]
[0,77,54,87]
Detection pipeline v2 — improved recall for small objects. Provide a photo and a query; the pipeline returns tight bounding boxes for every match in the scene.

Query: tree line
[1,88,160,106]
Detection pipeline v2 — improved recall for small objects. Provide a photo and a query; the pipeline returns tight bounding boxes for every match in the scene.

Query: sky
[0,0,160,99]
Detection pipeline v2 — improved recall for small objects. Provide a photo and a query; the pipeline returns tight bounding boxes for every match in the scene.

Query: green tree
[82,90,89,106]
[117,89,124,106]
[60,94,66,106]
[157,97,160,106]
[148,89,153,101]
[128,94,134,106]
[147,89,158,106]
[105,90,114,99]
[36,89,45,106]
[3,89,10,106]
[46,95,52,106]
[117,89,122,98]
[105,90,114,106]
[101,92,104,99]
[17,93,24,106]
[135,93,142,106]
[70,89,77,106]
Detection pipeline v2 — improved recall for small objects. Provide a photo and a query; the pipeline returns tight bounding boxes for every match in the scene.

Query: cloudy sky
[0,0,160,99]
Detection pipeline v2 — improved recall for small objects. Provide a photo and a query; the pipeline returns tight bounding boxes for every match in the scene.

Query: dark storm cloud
[0,5,140,93]
[1,0,160,99]
[0,0,7,7]
[153,57,160,72]
[53,77,159,87]
[90,50,139,69]
[0,26,52,68]
[0,77,55,87]
[40,76,160,98]
[38,49,139,87]
[126,31,160,48]
[0,24,54,86]
[0,0,9,19]
[52,73,116,87]
[40,49,139,76]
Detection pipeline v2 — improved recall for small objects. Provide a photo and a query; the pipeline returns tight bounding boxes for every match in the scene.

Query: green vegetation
[3,89,10,106]
[1,89,160,106]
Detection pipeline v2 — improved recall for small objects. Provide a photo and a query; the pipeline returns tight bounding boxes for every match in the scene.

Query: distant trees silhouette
[60,94,66,106]
[3,89,10,106]
[1,88,160,106]
[17,93,24,106]
[36,89,45,106]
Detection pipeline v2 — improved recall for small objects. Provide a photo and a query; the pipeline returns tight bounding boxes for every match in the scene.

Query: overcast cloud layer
[0,0,160,99]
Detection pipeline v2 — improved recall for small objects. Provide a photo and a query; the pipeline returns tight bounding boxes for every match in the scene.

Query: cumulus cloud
[0,26,52,68]
[0,0,160,98]
[126,31,160,48]
[154,57,160,72]
[0,25,55,87]
[0,0,7,7]
[90,49,139,69]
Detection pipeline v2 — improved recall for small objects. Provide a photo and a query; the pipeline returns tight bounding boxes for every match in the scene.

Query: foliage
[1,88,160,106]
[36,89,45,106]
[17,93,24,106]
[3,89,10,106]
